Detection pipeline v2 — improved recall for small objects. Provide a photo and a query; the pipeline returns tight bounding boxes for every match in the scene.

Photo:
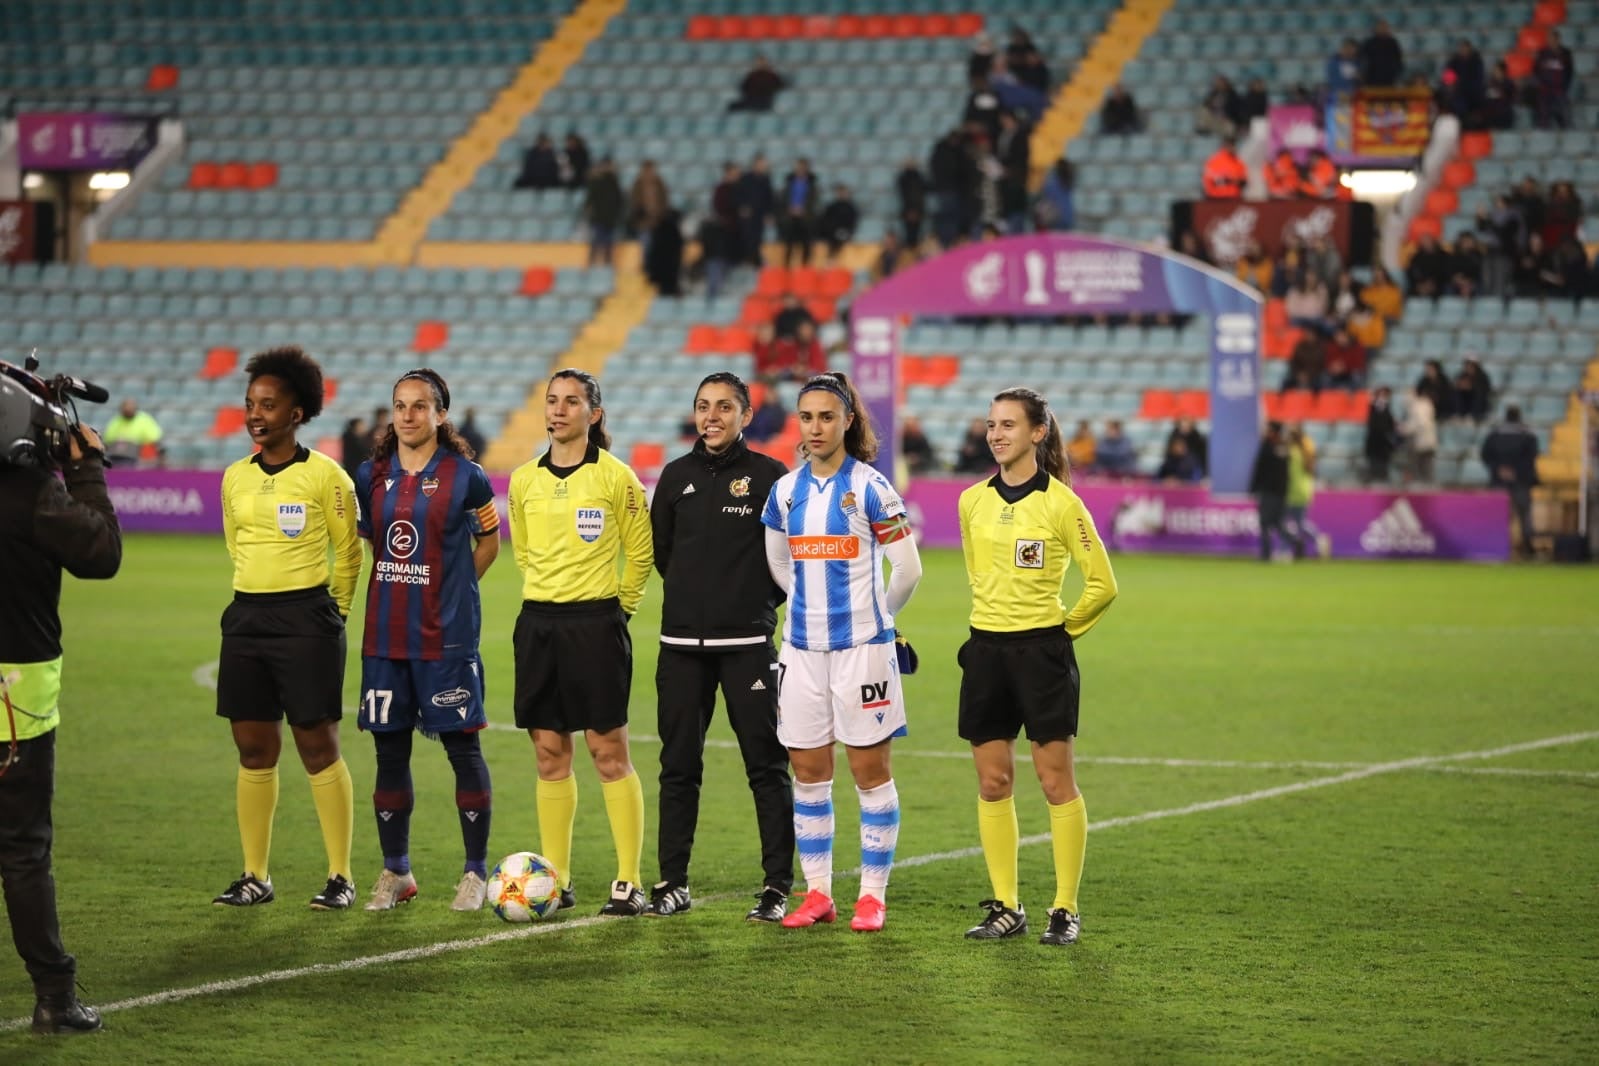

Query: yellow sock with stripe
[536,774,578,889]
[601,771,645,886]
[1048,794,1087,914]
[307,759,354,881]
[236,765,279,880]
[977,795,1021,910]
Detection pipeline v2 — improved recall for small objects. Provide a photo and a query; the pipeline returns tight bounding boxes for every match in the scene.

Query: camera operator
[0,366,121,1035]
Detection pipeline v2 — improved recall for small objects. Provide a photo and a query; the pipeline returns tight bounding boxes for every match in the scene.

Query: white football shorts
[776,641,907,749]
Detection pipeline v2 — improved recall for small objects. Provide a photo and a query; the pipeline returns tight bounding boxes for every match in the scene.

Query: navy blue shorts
[358,655,487,734]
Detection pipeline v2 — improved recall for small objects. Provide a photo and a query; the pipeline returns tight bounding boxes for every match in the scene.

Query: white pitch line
[5,727,1596,1033]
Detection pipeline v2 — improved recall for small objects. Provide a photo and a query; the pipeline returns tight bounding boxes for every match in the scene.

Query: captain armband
[872,513,913,545]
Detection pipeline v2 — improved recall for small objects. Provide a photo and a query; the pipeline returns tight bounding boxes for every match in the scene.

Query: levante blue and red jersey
[356,449,498,661]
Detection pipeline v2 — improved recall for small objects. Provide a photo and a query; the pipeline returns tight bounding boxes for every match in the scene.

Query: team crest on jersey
[1015,539,1044,568]
[421,476,440,498]
[388,520,419,559]
[276,502,307,538]
[729,476,751,498]
[840,490,858,515]
[576,507,605,542]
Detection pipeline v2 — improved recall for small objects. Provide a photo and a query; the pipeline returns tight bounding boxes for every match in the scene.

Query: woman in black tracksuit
[647,372,795,922]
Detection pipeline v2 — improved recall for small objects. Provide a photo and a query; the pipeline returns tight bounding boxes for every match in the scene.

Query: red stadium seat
[772,15,803,39]
[1533,1,1566,27]
[862,15,892,38]
[1343,390,1371,423]
[715,15,744,40]
[740,295,777,326]
[1140,389,1178,420]
[412,320,448,352]
[1265,326,1302,361]
[629,441,666,473]
[1504,51,1534,81]
[188,162,219,188]
[1407,215,1443,244]
[1175,390,1210,419]
[519,266,555,296]
[208,406,247,438]
[923,14,954,36]
[952,13,985,37]
[146,64,179,91]
[834,14,863,38]
[1264,298,1288,333]
[217,161,249,189]
[788,266,821,297]
[685,15,717,40]
[685,324,720,353]
[749,381,769,409]
[246,161,278,189]
[199,346,239,380]
[1440,159,1475,190]
[1262,392,1284,421]
[1278,390,1315,421]
[901,356,929,386]
[1517,26,1548,53]
[755,266,789,296]
[924,355,961,386]
[718,325,753,354]
[746,15,775,38]
[891,15,923,37]
[323,377,339,404]
[1311,390,1348,422]
[1458,131,1494,159]
[805,297,835,323]
[1423,187,1458,217]
[819,268,854,299]
[800,16,833,38]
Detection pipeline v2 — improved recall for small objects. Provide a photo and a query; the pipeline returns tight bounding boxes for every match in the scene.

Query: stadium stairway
[1027,0,1172,188]
[373,0,627,264]
[481,269,654,471]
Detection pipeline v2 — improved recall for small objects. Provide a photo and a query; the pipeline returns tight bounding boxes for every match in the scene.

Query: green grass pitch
[3,535,1597,1063]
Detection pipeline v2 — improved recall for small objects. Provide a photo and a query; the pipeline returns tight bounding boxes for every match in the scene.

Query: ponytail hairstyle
[549,367,610,451]
[993,386,1071,486]
[371,367,477,463]
[798,371,878,462]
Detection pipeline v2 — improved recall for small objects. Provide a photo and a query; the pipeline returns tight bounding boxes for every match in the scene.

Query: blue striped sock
[858,779,900,903]
[793,779,834,899]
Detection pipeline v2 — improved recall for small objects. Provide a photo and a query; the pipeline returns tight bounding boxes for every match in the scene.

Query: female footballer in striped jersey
[761,372,922,933]
[958,387,1117,947]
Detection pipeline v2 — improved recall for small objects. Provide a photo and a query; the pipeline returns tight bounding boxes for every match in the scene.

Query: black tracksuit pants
[655,644,794,892]
[0,729,76,998]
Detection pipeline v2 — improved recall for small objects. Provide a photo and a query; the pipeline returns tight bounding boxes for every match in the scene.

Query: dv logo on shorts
[860,681,890,722]
[388,520,419,560]
[575,507,605,543]
[431,687,472,718]
[276,502,307,538]
[1015,539,1044,568]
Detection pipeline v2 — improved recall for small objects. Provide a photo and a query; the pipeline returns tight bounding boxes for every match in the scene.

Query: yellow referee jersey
[507,444,653,615]
[958,470,1118,637]
[221,446,362,614]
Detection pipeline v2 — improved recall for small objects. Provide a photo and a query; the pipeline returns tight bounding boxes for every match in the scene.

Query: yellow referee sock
[1049,794,1087,915]
[307,759,354,882]
[236,765,279,880]
[977,795,1020,910]
[537,774,578,890]
[601,771,645,887]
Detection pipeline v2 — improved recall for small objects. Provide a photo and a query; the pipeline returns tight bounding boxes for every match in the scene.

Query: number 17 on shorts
[359,655,488,734]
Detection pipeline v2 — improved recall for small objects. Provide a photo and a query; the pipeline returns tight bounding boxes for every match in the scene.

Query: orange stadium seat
[924,355,961,386]
[519,266,555,296]
[773,15,803,39]
[1439,159,1475,190]
[246,162,278,189]
[1265,325,1302,361]
[1175,390,1210,419]
[146,64,179,91]
[834,14,863,38]
[862,15,892,38]
[412,320,448,352]
[217,161,249,189]
[801,15,833,38]
[901,356,929,386]
[323,378,339,404]
[1262,392,1284,421]
[716,15,745,39]
[819,268,854,299]
[748,381,769,409]
[1140,388,1179,419]
[1534,0,1566,27]
[746,15,774,38]
[787,266,820,297]
[1277,390,1315,422]
[686,324,719,353]
[1311,390,1349,422]
[1407,215,1443,243]
[924,14,954,36]
[1517,26,1549,53]
[685,16,716,40]
[805,298,836,323]
[755,267,789,296]
[953,13,985,36]
[199,346,238,380]
[1423,187,1458,217]
[1505,51,1534,81]
[718,325,753,354]
[188,162,219,188]
[208,407,246,437]
[740,295,777,326]
[1458,131,1493,159]
[891,15,923,37]
[1264,298,1288,332]
[1344,390,1371,423]
[630,441,666,473]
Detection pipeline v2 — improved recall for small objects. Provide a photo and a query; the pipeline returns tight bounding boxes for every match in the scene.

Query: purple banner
[904,478,1510,562]
[852,234,1263,495]
[1268,103,1322,163]
[17,112,157,171]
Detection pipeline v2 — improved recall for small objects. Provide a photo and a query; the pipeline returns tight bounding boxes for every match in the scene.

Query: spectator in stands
[513,133,562,190]
[1299,149,1341,200]
[780,158,819,267]
[1551,235,1591,301]
[1543,181,1582,249]
[645,208,685,297]
[1264,149,1302,199]
[735,154,776,268]
[1359,19,1403,87]
[1235,241,1273,292]
[964,74,1003,144]
[102,397,163,466]
[582,158,624,268]
[1239,78,1270,125]
[695,202,734,301]
[1405,234,1452,299]
[901,415,937,476]
[1157,436,1204,484]
[1100,85,1142,135]
[1066,420,1096,473]
[628,160,670,253]
[968,32,996,82]
[954,417,994,474]
[744,388,787,443]
[872,231,910,281]
[1249,422,1301,560]
[1476,196,1524,297]
[1447,233,1485,297]
[1285,423,1318,554]
[1480,404,1540,556]
[1361,264,1404,321]
[1323,327,1367,389]
[1329,271,1364,322]
[1441,39,1487,125]
[730,54,786,112]
[1095,420,1137,478]
[930,128,979,247]
[1282,333,1327,394]
[1201,139,1247,199]
[1534,30,1575,130]
[1285,273,1330,333]
[1196,76,1244,138]
[561,132,591,189]
[1483,60,1517,130]
[1269,239,1305,297]
[712,162,742,263]
[772,293,816,341]
[1363,387,1400,483]
[1327,39,1361,98]
[896,158,928,249]
[1510,175,1546,239]
[1036,158,1075,232]
[819,185,859,262]
[368,407,391,453]
[340,417,370,481]
[993,112,1031,234]
[1415,359,1455,420]
[1006,27,1050,97]
[1453,359,1493,424]
[1305,235,1343,288]
[1166,418,1209,476]
[1512,232,1559,297]
[456,408,487,458]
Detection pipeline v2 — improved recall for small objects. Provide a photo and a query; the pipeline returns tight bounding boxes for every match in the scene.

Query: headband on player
[397,368,450,411]
[798,378,852,412]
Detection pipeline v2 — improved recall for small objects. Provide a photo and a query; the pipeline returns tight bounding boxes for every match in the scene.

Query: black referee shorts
[957,625,1080,745]
[513,598,631,734]
[217,588,347,727]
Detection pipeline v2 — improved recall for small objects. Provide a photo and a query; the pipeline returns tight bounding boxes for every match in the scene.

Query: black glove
[894,634,918,675]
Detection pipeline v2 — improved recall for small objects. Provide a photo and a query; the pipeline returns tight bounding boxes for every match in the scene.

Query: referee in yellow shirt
[213,347,362,910]
[508,369,654,917]
[957,387,1117,947]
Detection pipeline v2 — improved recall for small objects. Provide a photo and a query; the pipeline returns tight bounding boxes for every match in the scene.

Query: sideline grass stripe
[6,728,1594,1033]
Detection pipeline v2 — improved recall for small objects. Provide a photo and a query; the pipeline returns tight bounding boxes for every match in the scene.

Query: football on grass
[486,851,562,923]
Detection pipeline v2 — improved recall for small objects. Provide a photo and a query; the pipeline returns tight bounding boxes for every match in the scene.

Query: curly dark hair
[244,346,326,424]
